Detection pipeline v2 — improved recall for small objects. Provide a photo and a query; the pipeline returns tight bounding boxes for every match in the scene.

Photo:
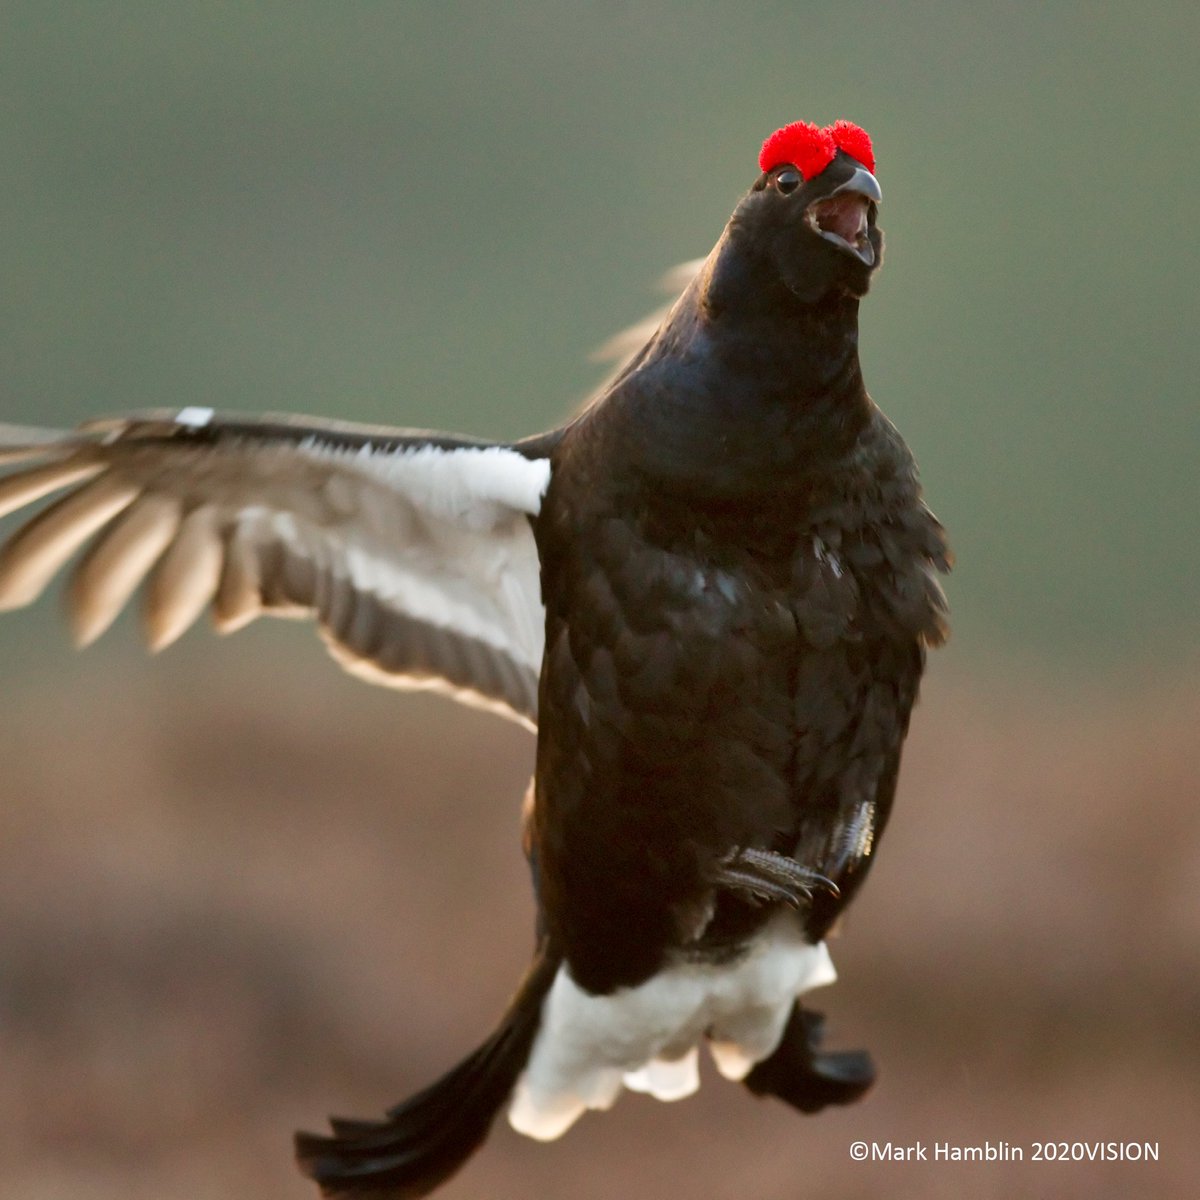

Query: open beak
[805,167,881,266]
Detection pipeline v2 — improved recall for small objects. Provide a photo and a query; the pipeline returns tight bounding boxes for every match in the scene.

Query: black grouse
[0,119,950,1197]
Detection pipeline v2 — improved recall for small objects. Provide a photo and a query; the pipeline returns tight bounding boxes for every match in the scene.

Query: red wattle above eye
[828,121,875,174]
[758,120,875,179]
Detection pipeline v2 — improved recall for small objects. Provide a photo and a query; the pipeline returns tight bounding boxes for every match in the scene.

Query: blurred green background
[2,1,1196,670]
[2,5,1197,1200]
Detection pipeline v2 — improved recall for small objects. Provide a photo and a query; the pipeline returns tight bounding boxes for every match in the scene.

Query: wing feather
[0,411,553,728]
[144,506,224,650]
[0,474,141,609]
[0,459,105,519]
[69,493,183,646]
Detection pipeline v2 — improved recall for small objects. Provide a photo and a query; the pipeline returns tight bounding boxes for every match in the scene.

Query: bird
[0,118,950,1198]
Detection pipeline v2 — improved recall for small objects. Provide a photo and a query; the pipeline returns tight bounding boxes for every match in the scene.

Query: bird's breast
[533,496,882,991]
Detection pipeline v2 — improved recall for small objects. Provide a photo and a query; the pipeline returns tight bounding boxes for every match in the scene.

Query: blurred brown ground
[1,644,1197,1199]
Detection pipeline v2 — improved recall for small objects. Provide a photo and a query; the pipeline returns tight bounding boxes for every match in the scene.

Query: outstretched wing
[0,408,556,728]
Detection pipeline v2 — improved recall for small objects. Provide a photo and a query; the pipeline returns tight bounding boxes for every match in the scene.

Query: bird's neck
[604,257,873,502]
[701,234,868,404]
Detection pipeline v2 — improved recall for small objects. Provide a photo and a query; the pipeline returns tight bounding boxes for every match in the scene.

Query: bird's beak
[805,167,881,266]
[832,167,882,205]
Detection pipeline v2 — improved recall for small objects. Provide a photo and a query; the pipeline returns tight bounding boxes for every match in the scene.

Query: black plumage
[0,123,949,1198]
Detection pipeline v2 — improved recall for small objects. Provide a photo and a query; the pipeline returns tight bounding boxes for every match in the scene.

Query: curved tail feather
[295,947,560,1198]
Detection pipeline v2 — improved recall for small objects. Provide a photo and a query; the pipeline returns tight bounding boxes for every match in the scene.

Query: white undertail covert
[509,912,836,1141]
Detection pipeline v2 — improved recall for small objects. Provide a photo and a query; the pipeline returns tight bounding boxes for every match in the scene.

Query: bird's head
[722,120,883,307]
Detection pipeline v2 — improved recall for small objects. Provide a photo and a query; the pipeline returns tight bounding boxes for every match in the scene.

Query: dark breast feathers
[532,409,950,995]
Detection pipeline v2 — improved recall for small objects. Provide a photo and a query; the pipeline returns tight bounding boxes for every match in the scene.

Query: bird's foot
[743,1004,875,1113]
[713,847,839,907]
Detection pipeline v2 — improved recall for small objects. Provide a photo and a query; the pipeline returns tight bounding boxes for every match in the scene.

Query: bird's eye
[774,168,802,194]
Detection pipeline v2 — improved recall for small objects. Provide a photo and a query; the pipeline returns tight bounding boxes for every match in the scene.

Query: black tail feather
[296,947,560,1199]
[743,1003,875,1113]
